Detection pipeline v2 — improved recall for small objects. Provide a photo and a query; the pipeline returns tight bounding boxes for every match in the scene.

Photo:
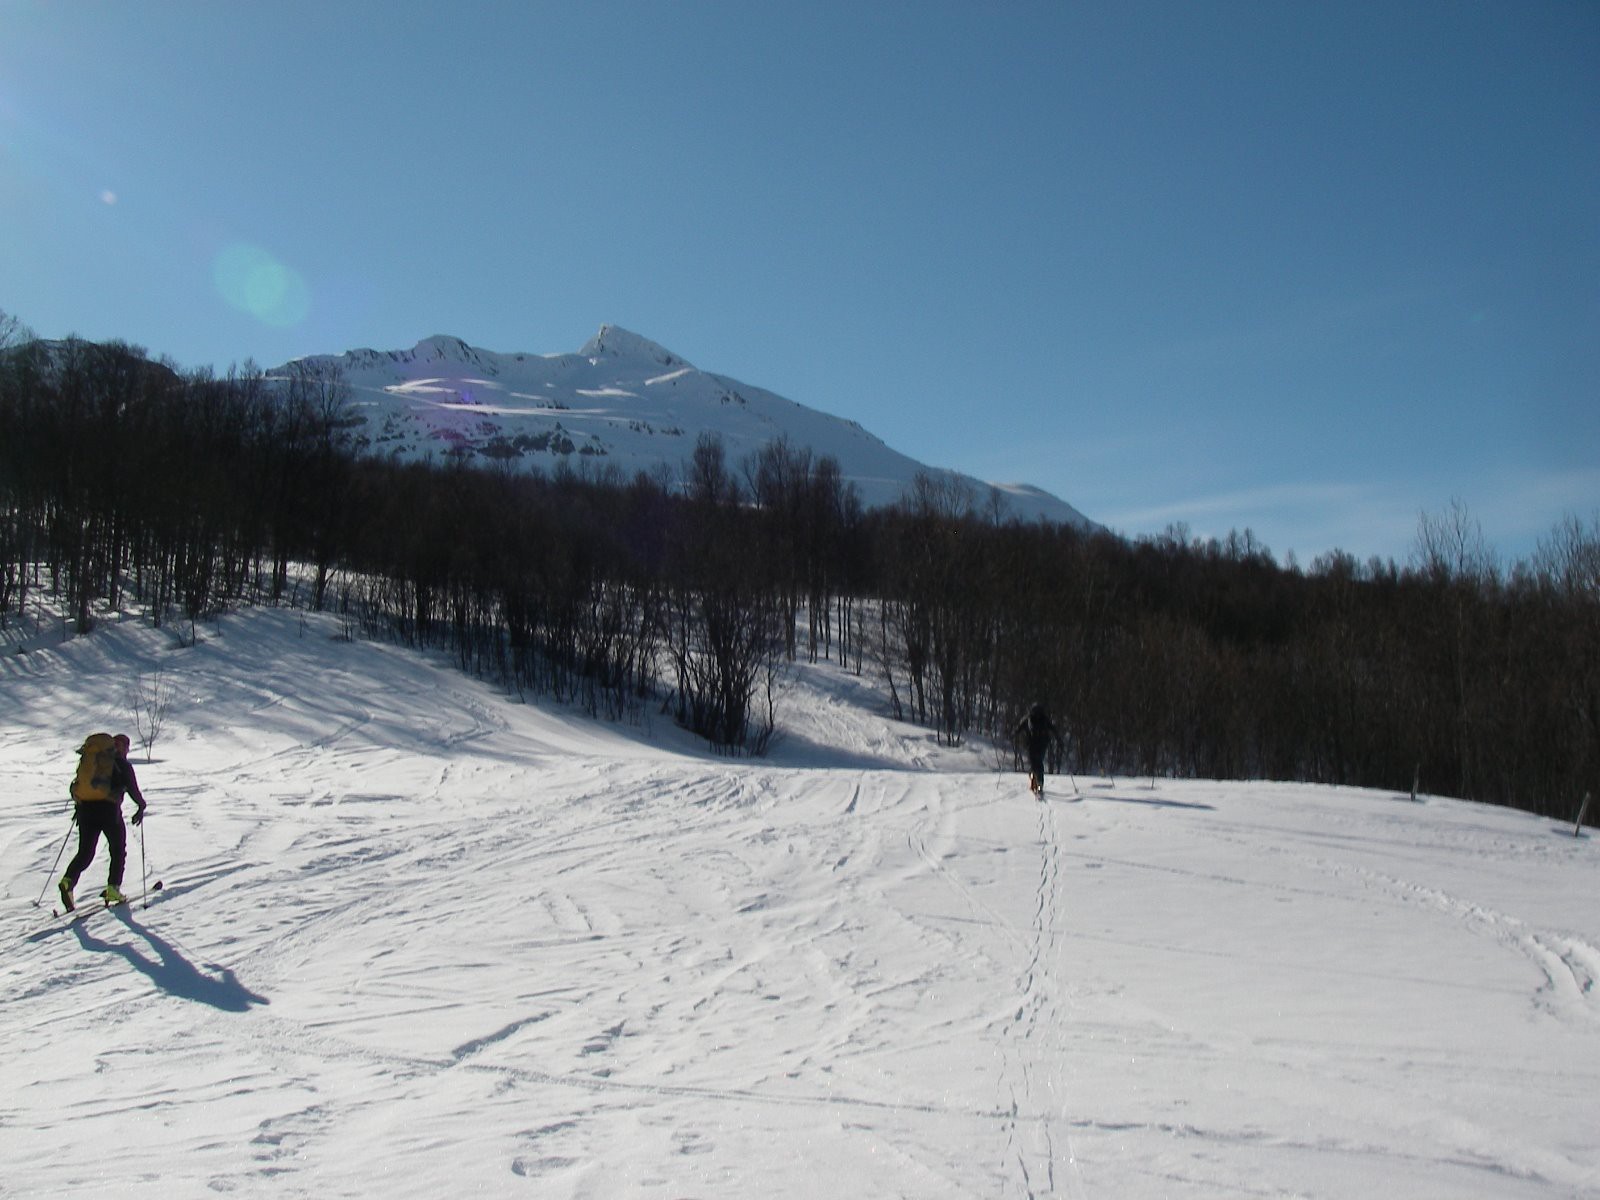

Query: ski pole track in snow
[71,766,1064,1197]
[1184,814,1600,1027]
[1339,862,1600,1024]
[898,778,1088,1198]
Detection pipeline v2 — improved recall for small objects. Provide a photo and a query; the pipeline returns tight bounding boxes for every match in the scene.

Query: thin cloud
[1102,467,1600,567]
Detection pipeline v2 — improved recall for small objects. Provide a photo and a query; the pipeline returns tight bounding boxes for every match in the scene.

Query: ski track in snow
[2,608,1597,1199]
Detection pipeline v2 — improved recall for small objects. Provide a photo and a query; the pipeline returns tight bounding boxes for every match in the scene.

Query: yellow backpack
[71,733,117,802]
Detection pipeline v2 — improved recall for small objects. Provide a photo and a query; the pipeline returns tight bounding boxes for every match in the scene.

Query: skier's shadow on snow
[1076,790,1216,810]
[767,732,922,771]
[73,912,268,1013]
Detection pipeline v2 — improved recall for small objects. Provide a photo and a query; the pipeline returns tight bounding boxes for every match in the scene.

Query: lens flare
[212,242,311,328]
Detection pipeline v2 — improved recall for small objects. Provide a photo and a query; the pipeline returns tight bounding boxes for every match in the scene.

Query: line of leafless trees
[0,329,827,753]
[2,322,1595,821]
[870,484,1598,825]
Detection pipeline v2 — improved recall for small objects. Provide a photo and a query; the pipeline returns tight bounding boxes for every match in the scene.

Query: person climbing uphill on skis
[59,733,147,911]
[1014,703,1058,798]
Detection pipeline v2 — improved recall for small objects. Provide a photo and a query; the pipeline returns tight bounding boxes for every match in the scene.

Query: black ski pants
[1026,738,1049,783]
[65,802,127,888]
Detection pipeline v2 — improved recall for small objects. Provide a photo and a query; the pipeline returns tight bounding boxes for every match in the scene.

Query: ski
[51,900,112,921]
[47,879,163,922]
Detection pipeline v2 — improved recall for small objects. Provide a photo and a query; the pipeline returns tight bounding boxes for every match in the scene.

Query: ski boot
[58,876,76,912]
[101,883,127,907]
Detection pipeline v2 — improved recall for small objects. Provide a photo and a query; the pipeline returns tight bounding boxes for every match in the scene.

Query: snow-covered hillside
[2,609,1596,1198]
[278,325,1095,528]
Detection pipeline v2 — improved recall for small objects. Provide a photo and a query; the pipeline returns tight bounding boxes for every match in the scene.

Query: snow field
[2,607,1596,1198]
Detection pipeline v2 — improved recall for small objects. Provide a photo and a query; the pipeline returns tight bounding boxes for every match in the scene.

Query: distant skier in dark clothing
[1014,703,1058,797]
[59,733,147,910]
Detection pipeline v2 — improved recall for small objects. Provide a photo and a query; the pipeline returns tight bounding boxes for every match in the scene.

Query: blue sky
[3,1,1595,565]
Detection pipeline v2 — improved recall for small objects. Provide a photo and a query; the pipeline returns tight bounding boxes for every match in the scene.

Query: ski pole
[139,820,148,909]
[33,814,76,908]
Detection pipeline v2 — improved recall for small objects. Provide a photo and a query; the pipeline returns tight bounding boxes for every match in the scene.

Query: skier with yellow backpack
[58,733,147,911]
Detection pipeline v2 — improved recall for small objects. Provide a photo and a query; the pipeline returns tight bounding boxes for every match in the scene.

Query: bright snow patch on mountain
[2,610,1596,1198]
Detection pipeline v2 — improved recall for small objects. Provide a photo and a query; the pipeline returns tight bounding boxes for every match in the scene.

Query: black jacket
[1015,708,1056,754]
[110,754,146,808]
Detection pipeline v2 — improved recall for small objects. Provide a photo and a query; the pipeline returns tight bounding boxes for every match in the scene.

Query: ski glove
[131,805,146,826]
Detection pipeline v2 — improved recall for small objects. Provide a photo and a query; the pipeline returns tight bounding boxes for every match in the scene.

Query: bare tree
[0,308,34,351]
[1534,511,1600,599]
[1413,499,1496,583]
[127,667,176,761]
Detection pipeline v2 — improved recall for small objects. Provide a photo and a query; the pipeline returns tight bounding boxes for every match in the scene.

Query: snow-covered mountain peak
[578,324,686,369]
[270,326,1096,529]
[410,335,487,365]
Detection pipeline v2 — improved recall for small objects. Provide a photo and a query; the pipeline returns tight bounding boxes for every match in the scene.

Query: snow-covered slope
[278,324,1095,527]
[2,610,1596,1198]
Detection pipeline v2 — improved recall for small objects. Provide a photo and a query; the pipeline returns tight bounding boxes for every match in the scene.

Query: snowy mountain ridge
[277,324,1095,527]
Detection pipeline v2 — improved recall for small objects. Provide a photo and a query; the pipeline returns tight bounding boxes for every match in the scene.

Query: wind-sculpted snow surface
[2,610,1596,1198]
